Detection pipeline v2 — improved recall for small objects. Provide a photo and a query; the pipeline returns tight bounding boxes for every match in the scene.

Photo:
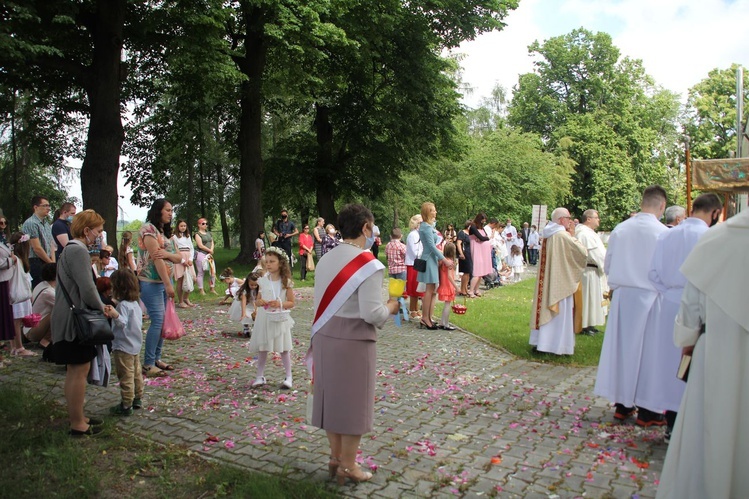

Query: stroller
[482,269,502,289]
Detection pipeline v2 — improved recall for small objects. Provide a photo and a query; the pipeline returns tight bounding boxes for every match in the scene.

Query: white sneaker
[280,378,293,390]
[251,376,266,388]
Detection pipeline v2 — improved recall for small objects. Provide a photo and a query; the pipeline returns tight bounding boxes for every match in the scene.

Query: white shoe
[251,376,266,388]
[280,378,293,390]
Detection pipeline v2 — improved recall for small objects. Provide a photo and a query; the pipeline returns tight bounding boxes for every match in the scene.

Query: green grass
[441,277,605,366]
[0,386,338,498]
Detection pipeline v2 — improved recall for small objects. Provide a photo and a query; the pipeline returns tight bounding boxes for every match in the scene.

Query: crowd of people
[530,186,747,497]
[1,191,746,497]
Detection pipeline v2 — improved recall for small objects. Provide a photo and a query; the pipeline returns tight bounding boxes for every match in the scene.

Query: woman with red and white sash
[310,204,400,485]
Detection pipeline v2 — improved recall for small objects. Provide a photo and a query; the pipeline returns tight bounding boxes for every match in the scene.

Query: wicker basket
[451,297,467,315]
[22,313,42,328]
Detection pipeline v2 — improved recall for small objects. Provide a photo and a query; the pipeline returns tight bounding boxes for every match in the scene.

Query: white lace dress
[247,275,294,353]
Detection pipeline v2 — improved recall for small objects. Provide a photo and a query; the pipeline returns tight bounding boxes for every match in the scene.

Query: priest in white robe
[640,194,722,437]
[575,209,608,335]
[656,208,749,499]
[529,208,587,355]
[594,185,668,425]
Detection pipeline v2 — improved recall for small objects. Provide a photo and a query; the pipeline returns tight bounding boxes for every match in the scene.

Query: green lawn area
[0,386,338,498]
[442,277,605,367]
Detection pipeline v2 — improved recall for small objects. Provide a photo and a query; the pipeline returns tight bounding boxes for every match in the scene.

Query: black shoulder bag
[58,255,114,346]
[413,237,427,272]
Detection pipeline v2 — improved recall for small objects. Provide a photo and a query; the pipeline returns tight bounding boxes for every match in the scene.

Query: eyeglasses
[39,204,51,208]
[199,222,207,225]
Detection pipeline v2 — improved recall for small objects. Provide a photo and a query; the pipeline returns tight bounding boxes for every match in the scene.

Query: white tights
[441,302,451,326]
[256,351,292,380]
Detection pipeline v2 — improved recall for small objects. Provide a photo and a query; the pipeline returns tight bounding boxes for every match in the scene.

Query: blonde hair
[70,209,105,238]
[420,202,435,223]
[443,242,456,259]
[408,214,423,231]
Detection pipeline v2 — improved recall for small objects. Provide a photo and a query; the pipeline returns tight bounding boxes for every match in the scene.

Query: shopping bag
[306,253,315,271]
[162,298,186,340]
[9,263,32,304]
[182,266,194,292]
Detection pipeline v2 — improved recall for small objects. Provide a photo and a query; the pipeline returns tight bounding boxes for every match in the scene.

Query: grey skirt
[311,316,376,435]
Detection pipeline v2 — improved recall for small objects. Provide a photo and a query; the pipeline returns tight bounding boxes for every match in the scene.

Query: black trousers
[29,258,45,290]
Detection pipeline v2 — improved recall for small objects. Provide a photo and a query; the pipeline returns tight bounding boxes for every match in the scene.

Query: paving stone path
[3,281,668,498]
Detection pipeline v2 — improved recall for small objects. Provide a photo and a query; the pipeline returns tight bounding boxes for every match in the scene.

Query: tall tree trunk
[215,160,230,248]
[233,5,268,264]
[187,147,195,230]
[314,103,338,223]
[198,117,206,219]
[80,0,125,247]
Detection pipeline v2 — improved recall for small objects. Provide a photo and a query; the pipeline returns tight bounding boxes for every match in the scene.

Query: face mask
[85,230,96,245]
[66,216,73,223]
[364,228,375,250]
[328,228,335,235]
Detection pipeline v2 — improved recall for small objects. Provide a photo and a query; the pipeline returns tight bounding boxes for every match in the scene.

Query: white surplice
[530,295,575,355]
[594,213,667,406]
[575,224,608,328]
[656,210,749,499]
[637,217,709,412]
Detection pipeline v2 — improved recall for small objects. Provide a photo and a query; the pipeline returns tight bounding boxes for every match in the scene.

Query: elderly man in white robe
[640,193,722,440]
[575,209,608,335]
[594,185,668,426]
[529,208,587,355]
[656,208,749,499]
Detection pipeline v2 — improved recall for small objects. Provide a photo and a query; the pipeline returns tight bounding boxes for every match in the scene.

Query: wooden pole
[685,137,692,215]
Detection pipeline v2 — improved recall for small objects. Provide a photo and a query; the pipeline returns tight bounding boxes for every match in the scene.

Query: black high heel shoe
[419,320,438,330]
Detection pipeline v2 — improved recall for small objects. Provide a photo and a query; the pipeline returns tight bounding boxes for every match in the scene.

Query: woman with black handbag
[417,202,452,329]
[51,209,118,436]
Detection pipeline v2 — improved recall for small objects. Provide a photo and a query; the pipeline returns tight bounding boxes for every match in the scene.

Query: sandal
[336,465,373,485]
[177,303,189,309]
[11,348,37,357]
[154,360,175,371]
[142,365,168,378]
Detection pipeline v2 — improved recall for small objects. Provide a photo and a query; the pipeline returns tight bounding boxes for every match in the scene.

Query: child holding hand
[109,269,145,416]
[436,242,459,331]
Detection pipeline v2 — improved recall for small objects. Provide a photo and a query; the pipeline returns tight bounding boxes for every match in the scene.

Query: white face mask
[328,229,335,235]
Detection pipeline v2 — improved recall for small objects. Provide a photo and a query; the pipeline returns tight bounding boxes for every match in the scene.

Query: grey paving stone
[1,278,671,498]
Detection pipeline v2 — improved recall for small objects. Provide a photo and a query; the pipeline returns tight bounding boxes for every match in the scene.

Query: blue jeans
[389,271,407,281]
[140,280,166,367]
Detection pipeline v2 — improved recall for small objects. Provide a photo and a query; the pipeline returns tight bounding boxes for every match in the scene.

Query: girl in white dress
[248,247,296,389]
[509,244,524,282]
[228,272,259,338]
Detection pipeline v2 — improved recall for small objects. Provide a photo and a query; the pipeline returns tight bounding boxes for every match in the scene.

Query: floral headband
[264,246,289,263]
[18,234,30,243]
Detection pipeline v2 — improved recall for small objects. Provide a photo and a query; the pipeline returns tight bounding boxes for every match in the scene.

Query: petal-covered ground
[5,285,667,498]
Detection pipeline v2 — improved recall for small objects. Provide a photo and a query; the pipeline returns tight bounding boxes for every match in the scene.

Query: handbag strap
[56,264,78,312]
[57,246,95,312]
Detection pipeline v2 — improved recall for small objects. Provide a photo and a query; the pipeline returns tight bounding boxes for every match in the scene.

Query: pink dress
[437,259,456,302]
[470,230,493,277]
